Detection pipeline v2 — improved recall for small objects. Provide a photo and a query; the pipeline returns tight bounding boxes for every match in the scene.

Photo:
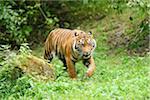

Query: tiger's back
[44,28,74,61]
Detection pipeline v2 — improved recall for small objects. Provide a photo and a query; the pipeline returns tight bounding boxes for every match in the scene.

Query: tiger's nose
[83,52,90,56]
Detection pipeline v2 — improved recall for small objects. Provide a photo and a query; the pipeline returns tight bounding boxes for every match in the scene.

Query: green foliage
[0,1,149,99]
[126,0,149,51]
[128,17,149,51]
[107,0,126,13]
[0,35,149,99]
[0,43,56,99]
[0,24,150,100]
[0,1,32,44]
[0,46,29,98]
[19,43,32,55]
[127,0,150,14]
[95,0,150,54]
[0,0,150,100]
[0,1,58,46]
[48,0,110,27]
[0,0,149,52]
[0,44,32,98]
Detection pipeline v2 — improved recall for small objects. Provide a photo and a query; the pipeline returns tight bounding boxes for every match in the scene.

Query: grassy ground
[1,14,150,99]
[31,18,150,99]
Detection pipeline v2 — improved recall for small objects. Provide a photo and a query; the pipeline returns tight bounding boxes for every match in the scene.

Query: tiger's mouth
[83,53,91,59]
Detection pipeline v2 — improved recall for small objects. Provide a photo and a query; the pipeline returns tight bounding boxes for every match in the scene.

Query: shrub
[0,45,23,98]
[0,44,32,98]
[127,0,149,53]
[107,0,149,55]
[0,1,58,47]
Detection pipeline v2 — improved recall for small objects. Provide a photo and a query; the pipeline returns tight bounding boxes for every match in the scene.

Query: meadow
[1,19,149,99]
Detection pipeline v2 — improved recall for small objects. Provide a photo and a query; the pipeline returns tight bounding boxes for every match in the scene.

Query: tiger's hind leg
[47,53,53,63]
[60,58,67,70]
[44,50,54,63]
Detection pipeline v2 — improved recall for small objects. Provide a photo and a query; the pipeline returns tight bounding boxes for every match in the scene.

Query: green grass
[1,57,149,99]
[1,31,149,100]
[1,13,150,99]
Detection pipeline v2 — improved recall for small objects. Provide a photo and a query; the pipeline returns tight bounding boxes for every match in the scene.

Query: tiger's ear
[88,31,92,35]
[74,32,79,36]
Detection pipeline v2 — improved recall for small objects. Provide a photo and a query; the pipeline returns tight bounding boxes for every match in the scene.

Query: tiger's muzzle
[83,51,91,59]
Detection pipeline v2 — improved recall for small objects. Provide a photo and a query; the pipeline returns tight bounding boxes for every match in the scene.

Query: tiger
[44,28,96,79]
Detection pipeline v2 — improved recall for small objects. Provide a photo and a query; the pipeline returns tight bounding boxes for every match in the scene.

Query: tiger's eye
[92,44,95,47]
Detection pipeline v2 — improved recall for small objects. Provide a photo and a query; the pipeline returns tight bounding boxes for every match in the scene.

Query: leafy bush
[0,45,22,98]
[0,1,58,47]
[0,1,32,45]
[0,43,56,99]
[45,0,110,28]
[0,44,32,98]
[126,0,149,53]
[106,0,149,55]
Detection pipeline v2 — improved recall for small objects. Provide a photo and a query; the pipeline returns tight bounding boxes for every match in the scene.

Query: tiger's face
[73,30,96,59]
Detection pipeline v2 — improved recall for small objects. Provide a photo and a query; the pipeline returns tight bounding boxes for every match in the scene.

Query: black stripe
[44,50,47,59]
[71,59,76,65]
[58,52,63,60]
[71,55,77,62]
[55,44,58,56]
[73,55,77,60]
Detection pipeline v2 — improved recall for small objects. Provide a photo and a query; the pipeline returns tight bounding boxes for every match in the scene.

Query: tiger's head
[73,30,96,59]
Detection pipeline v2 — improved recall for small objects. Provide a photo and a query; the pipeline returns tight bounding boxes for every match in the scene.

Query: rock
[17,54,55,81]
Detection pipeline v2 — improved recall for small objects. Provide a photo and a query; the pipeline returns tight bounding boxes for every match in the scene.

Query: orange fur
[44,28,96,79]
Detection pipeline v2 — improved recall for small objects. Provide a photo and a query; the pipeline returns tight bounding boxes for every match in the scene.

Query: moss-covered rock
[16,54,55,81]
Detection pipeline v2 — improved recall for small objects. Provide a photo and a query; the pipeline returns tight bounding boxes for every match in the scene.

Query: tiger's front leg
[65,57,77,79]
[83,56,96,77]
